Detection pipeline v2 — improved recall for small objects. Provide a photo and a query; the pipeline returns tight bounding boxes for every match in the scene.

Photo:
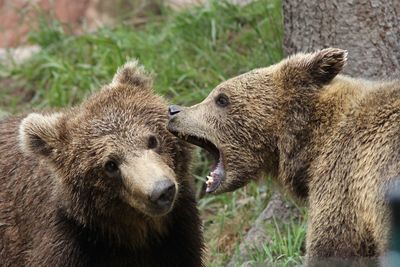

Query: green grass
[201,182,272,266]
[0,0,306,266]
[219,191,307,267]
[257,215,306,266]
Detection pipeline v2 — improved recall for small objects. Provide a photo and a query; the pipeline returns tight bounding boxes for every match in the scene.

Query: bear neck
[274,75,373,200]
[274,87,318,199]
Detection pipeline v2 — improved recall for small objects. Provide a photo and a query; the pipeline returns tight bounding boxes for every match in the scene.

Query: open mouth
[171,132,225,193]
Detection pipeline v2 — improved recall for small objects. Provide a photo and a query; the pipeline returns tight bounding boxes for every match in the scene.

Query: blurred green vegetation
[0,0,306,266]
[0,0,282,109]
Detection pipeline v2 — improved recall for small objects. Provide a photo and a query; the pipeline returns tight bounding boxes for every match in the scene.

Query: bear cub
[0,61,204,267]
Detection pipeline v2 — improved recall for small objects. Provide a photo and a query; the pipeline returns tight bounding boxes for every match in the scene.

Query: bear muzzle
[149,179,177,212]
[119,152,179,217]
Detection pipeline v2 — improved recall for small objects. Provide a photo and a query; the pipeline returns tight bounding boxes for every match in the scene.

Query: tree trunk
[283,0,400,79]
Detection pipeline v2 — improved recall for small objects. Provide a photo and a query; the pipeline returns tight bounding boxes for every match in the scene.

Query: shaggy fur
[0,61,204,267]
[168,48,400,265]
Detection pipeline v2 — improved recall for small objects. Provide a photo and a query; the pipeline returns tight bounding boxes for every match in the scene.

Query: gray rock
[0,45,40,66]
[0,110,9,120]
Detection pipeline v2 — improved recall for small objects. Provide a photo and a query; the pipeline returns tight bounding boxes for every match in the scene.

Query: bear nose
[150,180,176,209]
[168,105,182,117]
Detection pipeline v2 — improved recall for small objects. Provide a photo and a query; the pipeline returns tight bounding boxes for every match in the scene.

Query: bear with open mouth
[0,61,204,267]
[168,48,400,265]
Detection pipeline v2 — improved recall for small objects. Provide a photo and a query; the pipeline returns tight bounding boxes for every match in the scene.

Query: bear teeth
[206,175,214,185]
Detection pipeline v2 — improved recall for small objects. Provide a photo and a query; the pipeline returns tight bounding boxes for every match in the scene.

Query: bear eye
[215,93,230,107]
[104,160,119,175]
[147,135,158,149]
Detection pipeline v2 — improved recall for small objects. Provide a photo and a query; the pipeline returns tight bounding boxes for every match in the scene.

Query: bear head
[168,48,347,195]
[18,61,188,239]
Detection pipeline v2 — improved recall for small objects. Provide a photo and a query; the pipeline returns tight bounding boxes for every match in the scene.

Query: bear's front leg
[305,210,379,267]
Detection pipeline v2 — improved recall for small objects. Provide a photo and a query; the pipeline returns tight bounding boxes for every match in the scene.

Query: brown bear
[167,48,400,265]
[0,61,204,267]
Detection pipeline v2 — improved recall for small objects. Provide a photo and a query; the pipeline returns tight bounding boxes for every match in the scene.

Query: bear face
[19,61,181,224]
[168,48,347,194]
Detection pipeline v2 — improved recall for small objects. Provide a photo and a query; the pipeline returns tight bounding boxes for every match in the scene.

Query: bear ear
[283,48,347,87]
[307,48,348,84]
[19,113,65,157]
[111,60,153,89]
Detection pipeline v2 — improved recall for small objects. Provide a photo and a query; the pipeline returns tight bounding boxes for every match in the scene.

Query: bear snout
[149,179,177,210]
[168,105,182,117]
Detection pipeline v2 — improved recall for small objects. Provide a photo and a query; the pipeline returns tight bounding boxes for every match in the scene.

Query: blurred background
[1,0,399,266]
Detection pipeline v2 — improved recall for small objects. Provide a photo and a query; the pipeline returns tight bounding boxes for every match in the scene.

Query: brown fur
[168,48,400,264]
[0,61,204,267]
